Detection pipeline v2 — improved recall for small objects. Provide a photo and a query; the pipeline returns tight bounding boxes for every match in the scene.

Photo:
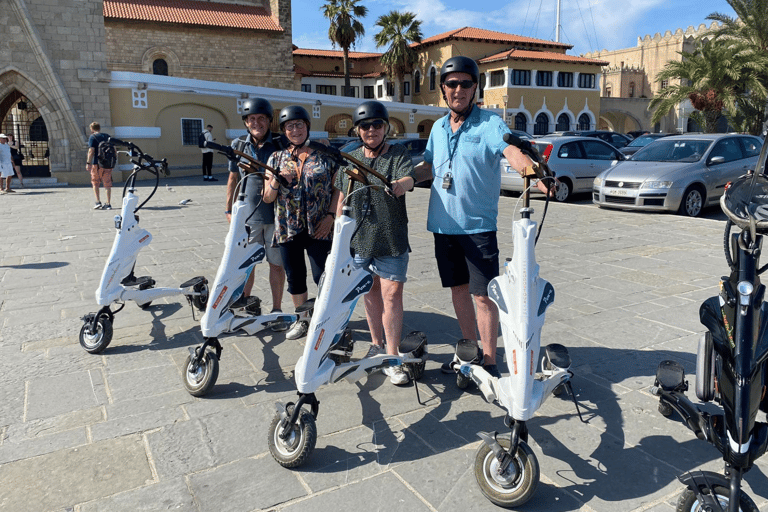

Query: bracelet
[225,210,231,214]
[269,183,279,190]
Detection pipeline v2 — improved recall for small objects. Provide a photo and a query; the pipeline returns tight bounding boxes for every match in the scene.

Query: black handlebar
[204,140,237,160]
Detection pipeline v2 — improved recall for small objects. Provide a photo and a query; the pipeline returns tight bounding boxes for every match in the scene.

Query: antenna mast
[556,0,561,42]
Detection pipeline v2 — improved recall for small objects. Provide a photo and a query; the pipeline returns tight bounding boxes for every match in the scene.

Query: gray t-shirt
[228,132,281,225]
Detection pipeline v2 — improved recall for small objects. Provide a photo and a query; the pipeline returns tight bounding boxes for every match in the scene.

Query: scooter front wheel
[676,485,758,512]
[268,405,316,468]
[474,437,539,508]
[182,351,218,396]
[79,315,113,354]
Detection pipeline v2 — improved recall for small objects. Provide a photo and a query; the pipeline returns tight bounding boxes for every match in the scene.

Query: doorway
[0,90,51,177]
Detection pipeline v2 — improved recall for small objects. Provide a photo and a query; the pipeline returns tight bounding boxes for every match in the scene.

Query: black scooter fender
[677,470,731,508]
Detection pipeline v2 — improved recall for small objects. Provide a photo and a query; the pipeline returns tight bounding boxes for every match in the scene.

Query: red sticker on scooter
[314,329,324,351]
[139,235,150,244]
[512,350,518,375]
[212,286,227,309]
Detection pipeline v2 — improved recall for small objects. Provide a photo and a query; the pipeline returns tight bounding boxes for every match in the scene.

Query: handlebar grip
[307,140,344,163]
[203,140,229,152]
[502,132,534,157]
[108,137,129,147]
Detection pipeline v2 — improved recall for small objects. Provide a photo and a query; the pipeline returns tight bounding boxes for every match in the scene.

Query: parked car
[501,136,626,202]
[327,136,357,149]
[564,130,633,149]
[619,133,673,157]
[593,133,764,217]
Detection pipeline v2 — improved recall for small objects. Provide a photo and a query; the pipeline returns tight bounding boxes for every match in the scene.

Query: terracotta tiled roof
[478,49,608,66]
[419,27,571,49]
[293,48,382,59]
[103,0,283,32]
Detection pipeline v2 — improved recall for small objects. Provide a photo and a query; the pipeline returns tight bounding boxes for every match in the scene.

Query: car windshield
[626,135,661,148]
[631,139,712,162]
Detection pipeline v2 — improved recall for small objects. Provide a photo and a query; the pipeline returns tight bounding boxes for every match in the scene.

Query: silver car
[593,134,763,217]
[501,136,626,202]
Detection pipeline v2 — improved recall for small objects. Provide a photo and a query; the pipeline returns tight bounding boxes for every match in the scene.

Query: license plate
[608,189,628,196]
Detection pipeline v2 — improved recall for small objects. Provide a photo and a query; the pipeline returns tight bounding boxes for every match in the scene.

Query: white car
[501,136,625,202]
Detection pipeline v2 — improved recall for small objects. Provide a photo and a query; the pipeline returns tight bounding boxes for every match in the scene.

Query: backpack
[97,136,117,169]
[198,131,207,148]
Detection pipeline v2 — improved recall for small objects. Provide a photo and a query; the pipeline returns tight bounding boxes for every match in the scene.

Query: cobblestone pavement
[0,174,766,512]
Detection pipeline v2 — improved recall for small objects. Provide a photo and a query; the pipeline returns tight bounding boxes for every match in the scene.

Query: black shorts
[433,232,499,296]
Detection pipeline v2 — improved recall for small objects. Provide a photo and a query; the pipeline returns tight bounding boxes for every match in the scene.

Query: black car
[563,130,632,149]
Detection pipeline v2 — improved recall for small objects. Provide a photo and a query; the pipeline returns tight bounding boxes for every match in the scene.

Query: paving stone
[25,370,105,421]
[78,477,197,512]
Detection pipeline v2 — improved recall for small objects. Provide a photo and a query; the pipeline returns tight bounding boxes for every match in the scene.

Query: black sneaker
[441,359,458,374]
[103,204,112,210]
[209,177,219,182]
[483,364,502,379]
[93,202,103,209]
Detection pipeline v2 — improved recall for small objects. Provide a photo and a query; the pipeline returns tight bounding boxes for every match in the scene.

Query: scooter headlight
[114,215,122,230]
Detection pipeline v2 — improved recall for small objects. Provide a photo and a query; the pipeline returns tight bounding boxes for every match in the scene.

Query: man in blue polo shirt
[414,56,551,378]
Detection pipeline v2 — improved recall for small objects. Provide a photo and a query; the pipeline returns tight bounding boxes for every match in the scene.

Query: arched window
[429,67,436,90]
[534,113,549,135]
[153,58,168,76]
[414,70,421,94]
[578,113,591,130]
[514,113,527,132]
[29,116,49,141]
[479,73,485,99]
[556,113,570,131]
[628,82,635,98]
[604,84,612,97]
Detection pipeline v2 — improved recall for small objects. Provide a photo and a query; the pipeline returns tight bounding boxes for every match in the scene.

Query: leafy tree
[706,0,768,134]
[322,0,368,98]
[649,39,764,133]
[374,11,423,103]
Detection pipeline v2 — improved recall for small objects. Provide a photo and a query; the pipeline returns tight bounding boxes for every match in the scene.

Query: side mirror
[708,155,726,166]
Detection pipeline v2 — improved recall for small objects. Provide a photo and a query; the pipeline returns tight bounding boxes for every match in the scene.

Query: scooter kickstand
[564,378,586,423]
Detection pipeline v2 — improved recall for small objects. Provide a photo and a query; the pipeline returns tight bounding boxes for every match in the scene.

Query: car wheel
[553,178,572,202]
[678,185,704,217]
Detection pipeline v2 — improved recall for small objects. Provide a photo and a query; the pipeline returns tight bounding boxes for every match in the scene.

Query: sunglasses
[443,79,475,90]
[359,120,386,131]
[284,122,306,131]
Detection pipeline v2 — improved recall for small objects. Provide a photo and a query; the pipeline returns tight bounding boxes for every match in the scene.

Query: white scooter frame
[454,135,584,508]
[268,147,428,469]
[79,139,209,354]
[182,142,302,397]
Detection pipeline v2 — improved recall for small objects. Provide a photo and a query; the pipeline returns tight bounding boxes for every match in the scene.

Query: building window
[661,79,669,89]
[514,113,527,132]
[512,70,531,86]
[364,86,375,99]
[628,82,635,97]
[479,73,485,99]
[557,72,574,88]
[346,86,359,98]
[604,85,611,97]
[316,85,337,95]
[578,113,591,130]
[301,84,311,93]
[414,71,421,93]
[534,113,549,135]
[578,73,596,89]
[556,113,570,131]
[536,71,553,87]
[429,67,436,90]
[152,58,168,76]
[386,81,395,96]
[403,81,410,96]
[377,84,383,98]
[490,70,505,87]
[181,118,203,146]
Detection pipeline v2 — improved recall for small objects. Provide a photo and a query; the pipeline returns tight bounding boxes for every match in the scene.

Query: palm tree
[649,39,765,133]
[706,0,768,134]
[322,0,368,98]
[374,11,423,103]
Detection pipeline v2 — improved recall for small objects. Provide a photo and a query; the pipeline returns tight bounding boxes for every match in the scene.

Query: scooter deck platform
[400,331,427,354]
[121,275,154,288]
[456,339,481,364]
[545,343,571,369]
[180,276,206,289]
[655,360,686,391]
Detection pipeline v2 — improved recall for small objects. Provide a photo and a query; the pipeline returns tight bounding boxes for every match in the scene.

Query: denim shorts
[354,251,409,283]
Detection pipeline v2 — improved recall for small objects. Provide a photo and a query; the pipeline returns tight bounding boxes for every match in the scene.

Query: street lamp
[502,95,509,125]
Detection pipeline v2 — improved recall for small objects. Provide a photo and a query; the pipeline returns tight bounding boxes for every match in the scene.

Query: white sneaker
[383,365,410,386]
[285,320,308,340]
[364,344,383,358]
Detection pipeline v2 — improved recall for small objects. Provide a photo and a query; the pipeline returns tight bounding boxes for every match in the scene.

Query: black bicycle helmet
[241,98,273,120]
[278,105,311,131]
[353,101,389,126]
[440,56,479,84]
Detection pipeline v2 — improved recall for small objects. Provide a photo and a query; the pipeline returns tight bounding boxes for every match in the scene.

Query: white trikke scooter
[79,139,209,354]
[453,134,584,508]
[268,145,428,468]
[182,141,302,396]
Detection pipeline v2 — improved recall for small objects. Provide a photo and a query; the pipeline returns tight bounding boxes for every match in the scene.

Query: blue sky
[291,0,736,56]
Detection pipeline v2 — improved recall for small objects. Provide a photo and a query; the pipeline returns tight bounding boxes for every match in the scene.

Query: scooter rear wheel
[183,351,218,396]
[457,373,471,389]
[192,282,209,312]
[79,315,113,354]
[474,437,539,508]
[676,485,757,512]
[268,405,316,468]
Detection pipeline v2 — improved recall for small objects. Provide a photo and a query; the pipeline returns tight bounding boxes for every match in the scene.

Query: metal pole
[556,0,561,42]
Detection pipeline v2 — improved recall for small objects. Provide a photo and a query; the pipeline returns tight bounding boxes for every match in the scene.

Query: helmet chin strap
[361,137,386,155]
[442,86,475,123]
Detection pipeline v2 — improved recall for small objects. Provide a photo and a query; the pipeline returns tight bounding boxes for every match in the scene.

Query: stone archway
[0,69,78,176]
[417,119,434,138]
[388,117,405,137]
[0,90,50,177]
[324,113,354,138]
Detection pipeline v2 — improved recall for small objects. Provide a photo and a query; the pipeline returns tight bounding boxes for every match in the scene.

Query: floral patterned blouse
[266,148,337,244]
